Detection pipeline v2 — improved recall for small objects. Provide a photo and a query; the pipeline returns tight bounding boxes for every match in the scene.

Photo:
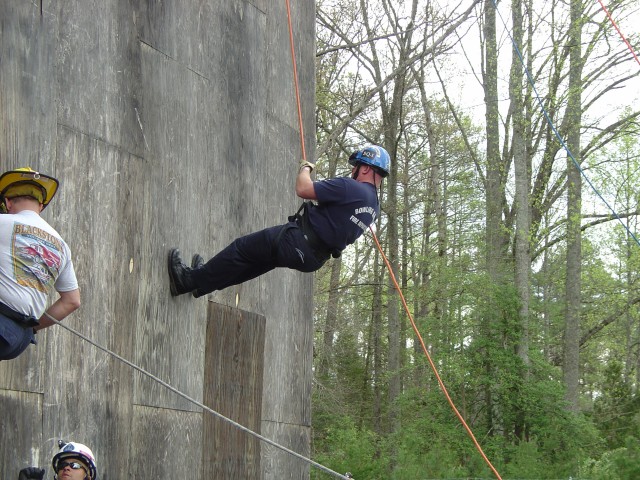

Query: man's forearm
[36,289,81,330]
[295,165,317,200]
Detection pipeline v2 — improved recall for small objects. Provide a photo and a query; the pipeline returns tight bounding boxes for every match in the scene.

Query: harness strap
[288,202,341,259]
[287,201,307,223]
[0,301,39,328]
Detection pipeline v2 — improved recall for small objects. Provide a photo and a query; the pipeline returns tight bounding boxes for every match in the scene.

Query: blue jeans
[190,222,326,295]
[0,313,35,361]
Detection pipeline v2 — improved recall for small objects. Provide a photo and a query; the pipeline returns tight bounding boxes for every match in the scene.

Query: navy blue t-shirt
[307,177,379,251]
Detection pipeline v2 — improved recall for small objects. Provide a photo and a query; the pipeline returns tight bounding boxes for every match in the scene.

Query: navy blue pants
[0,313,35,361]
[190,222,326,296]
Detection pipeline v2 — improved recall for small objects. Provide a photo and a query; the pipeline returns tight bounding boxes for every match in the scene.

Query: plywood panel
[0,335,45,392]
[203,302,265,478]
[257,120,314,428]
[0,1,316,478]
[56,0,144,157]
[0,0,57,171]
[261,420,311,480]
[131,404,203,480]
[132,42,213,410]
[0,390,44,477]
[265,0,315,146]
[42,125,140,480]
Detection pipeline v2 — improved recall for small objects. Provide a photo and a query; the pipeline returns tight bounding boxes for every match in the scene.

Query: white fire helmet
[52,441,97,480]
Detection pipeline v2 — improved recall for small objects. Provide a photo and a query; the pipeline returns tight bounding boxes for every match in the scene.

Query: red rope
[285,0,308,162]
[369,226,503,480]
[597,0,640,67]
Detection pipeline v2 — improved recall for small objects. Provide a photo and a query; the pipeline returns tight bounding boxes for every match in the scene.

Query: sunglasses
[57,461,86,472]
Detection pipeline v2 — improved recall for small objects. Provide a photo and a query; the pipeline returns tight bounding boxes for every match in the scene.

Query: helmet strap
[351,164,362,180]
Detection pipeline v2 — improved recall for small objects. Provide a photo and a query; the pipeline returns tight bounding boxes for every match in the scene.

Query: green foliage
[500,440,547,479]
[311,416,388,480]
[592,362,640,450]
[313,359,604,478]
[313,3,640,478]
[580,437,640,480]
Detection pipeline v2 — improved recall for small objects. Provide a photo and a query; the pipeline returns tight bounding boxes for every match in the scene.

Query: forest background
[308,0,640,478]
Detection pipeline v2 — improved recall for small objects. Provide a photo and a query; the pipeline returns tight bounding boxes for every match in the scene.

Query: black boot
[191,254,205,298]
[191,253,204,269]
[167,248,194,296]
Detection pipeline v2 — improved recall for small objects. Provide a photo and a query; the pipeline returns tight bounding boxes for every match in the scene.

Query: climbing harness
[288,202,341,260]
[0,301,40,328]
[271,202,340,263]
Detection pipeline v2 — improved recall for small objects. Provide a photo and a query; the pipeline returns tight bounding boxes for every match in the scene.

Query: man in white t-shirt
[0,167,80,360]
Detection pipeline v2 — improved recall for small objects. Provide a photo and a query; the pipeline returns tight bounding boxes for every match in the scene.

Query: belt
[0,301,39,328]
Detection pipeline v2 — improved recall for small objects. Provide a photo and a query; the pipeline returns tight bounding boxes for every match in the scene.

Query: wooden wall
[0,0,316,478]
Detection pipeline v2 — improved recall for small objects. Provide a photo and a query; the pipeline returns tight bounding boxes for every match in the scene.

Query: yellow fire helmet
[0,167,59,209]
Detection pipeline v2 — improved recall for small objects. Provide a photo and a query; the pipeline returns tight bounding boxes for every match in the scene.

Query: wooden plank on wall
[131,404,203,480]
[132,41,212,411]
[1,0,316,478]
[42,125,140,480]
[203,302,265,479]
[261,421,311,480]
[0,0,55,396]
[0,0,57,171]
[56,0,144,158]
[0,338,44,393]
[258,121,314,430]
[0,390,44,478]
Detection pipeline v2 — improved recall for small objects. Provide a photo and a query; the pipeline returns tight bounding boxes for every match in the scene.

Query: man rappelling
[167,145,390,297]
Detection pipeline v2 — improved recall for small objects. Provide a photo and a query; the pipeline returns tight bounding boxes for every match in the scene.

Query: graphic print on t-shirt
[11,222,63,292]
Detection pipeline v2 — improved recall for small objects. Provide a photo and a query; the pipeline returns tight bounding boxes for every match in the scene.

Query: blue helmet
[348,145,390,177]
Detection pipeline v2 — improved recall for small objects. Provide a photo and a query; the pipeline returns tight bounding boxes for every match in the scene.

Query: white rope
[44,313,351,479]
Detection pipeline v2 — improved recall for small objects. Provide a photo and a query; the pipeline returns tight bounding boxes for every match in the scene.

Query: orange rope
[285,0,308,162]
[369,226,503,480]
[597,0,640,67]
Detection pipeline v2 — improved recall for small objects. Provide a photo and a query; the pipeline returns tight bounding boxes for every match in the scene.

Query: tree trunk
[511,0,530,370]
[317,152,343,381]
[413,62,440,388]
[482,0,502,435]
[318,257,342,380]
[563,0,584,413]
[371,246,385,436]
[511,0,531,441]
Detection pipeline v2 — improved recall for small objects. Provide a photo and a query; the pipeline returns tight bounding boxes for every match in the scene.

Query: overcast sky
[438,1,640,127]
